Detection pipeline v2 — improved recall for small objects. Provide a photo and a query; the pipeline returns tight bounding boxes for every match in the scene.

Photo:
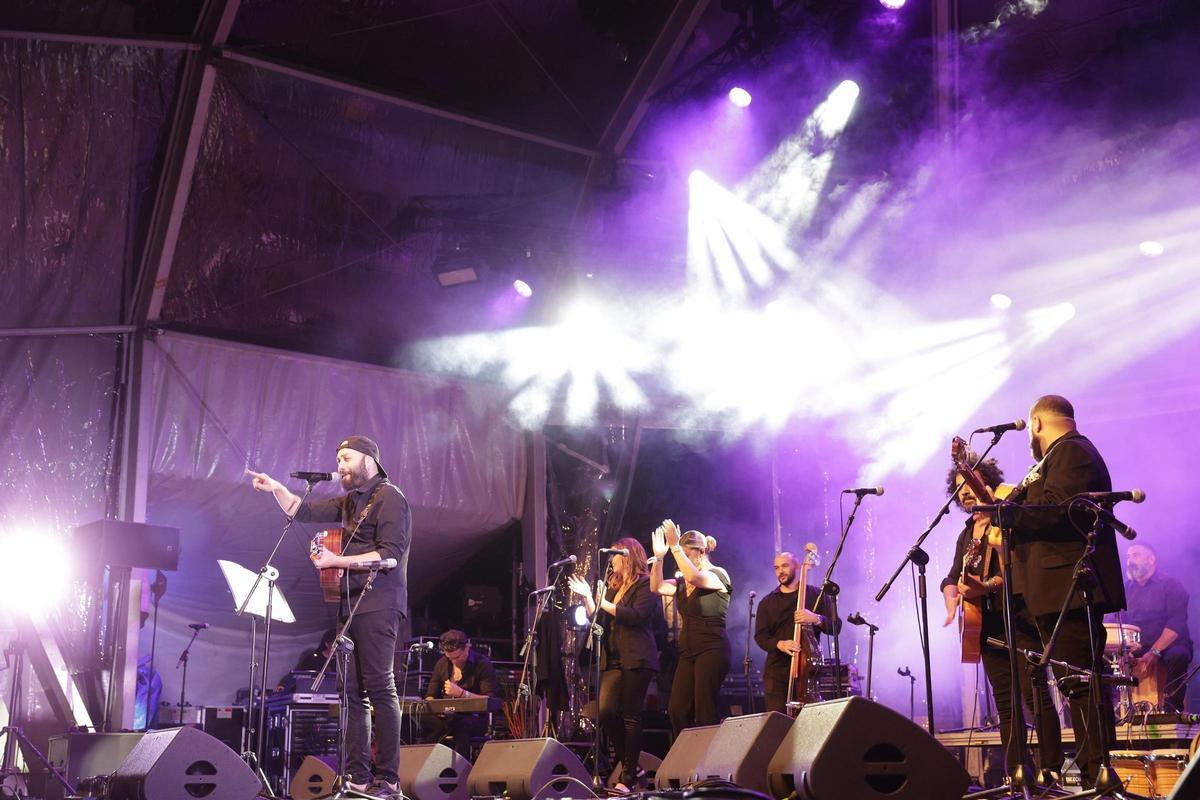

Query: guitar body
[312,528,345,604]
[959,591,985,663]
[787,543,822,714]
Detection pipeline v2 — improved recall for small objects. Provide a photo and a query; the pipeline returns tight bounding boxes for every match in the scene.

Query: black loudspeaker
[467,738,593,800]
[767,696,969,800]
[397,743,472,800]
[1167,751,1200,800]
[654,725,720,789]
[107,726,262,800]
[288,755,337,800]
[701,712,795,795]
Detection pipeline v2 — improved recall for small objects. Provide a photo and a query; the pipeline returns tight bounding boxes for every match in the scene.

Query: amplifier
[265,700,340,796]
[202,706,247,752]
[46,733,145,800]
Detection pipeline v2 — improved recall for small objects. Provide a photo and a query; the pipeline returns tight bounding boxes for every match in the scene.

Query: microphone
[359,558,398,570]
[409,641,435,651]
[548,555,577,569]
[529,586,556,596]
[291,471,338,482]
[1072,498,1138,541]
[188,622,209,631]
[749,591,756,599]
[1074,490,1146,504]
[842,487,884,496]
[972,419,1026,435]
[599,547,629,556]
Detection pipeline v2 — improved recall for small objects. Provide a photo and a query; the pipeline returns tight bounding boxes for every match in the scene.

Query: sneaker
[368,779,403,800]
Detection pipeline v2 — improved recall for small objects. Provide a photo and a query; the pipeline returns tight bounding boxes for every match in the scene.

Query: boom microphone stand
[814,490,876,698]
[876,432,1007,737]
[584,552,616,790]
[743,591,758,714]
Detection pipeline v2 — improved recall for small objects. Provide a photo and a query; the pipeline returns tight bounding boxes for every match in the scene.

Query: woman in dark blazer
[569,537,659,792]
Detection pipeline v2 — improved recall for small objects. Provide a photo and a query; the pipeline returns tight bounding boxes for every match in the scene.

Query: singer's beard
[341,462,371,490]
[1030,436,1044,461]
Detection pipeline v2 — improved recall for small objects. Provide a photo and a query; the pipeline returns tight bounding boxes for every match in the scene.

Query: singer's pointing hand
[246,469,280,493]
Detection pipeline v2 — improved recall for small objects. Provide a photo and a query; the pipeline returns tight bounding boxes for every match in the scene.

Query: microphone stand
[898,666,916,722]
[584,553,616,790]
[515,560,572,739]
[813,492,870,699]
[850,614,879,700]
[875,433,1005,736]
[175,625,204,725]
[743,592,758,714]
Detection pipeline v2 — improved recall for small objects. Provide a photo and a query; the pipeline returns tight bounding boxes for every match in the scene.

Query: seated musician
[423,630,498,757]
[940,455,1063,782]
[1120,542,1194,711]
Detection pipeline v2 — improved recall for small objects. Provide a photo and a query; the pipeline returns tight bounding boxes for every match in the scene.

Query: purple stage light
[728,87,752,108]
[513,279,533,297]
[880,0,906,9]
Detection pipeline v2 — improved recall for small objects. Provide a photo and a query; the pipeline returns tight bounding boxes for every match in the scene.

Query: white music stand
[219,559,294,798]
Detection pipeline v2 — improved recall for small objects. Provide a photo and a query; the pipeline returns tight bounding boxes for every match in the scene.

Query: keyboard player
[423,630,498,757]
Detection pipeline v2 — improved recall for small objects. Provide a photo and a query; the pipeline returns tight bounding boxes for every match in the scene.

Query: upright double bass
[785,542,823,715]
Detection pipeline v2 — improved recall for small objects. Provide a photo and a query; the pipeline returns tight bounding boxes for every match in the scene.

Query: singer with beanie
[249,435,411,799]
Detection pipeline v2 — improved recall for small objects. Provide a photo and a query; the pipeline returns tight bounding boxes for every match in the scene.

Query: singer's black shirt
[1122,573,1193,659]
[754,584,839,677]
[294,473,412,616]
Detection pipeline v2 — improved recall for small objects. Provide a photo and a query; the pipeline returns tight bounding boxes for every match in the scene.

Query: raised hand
[651,526,668,558]
[567,575,592,598]
[662,519,680,548]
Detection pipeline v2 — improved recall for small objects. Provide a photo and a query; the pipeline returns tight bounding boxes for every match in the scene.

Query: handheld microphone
[842,487,884,496]
[188,622,209,631]
[358,558,398,570]
[599,547,629,556]
[291,471,338,482]
[1074,490,1146,504]
[548,555,577,569]
[972,419,1026,435]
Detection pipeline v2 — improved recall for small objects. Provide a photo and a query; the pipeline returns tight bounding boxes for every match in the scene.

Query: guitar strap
[342,481,387,550]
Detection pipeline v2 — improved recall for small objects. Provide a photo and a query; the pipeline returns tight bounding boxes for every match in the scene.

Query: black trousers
[762,666,789,715]
[344,608,402,785]
[1159,645,1193,712]
[598,667,655,787]
[424,713,489,760]
[668,643,730,738]
[979,597,1063,775]
[1033,608,1114,788]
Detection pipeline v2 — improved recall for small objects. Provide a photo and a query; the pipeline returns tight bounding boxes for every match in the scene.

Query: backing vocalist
[248,435,411,798]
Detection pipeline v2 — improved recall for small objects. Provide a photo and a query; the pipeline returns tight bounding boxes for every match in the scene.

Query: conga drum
[1132,659,1167,712]
[1110,751,1153,796]
[1104,622,1141,655]
[1149,749,1188,798]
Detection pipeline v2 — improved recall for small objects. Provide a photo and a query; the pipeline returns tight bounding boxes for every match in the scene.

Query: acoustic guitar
[950,437,1012,663]
[311,528,345,604]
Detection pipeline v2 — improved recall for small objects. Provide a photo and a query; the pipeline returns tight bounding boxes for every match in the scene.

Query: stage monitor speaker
[289,755,337,800]
[608,751,662,788]
[701,712,794,794]
[397,743,472,800]
[107,726,261,800]
[46,733,145,800]
[467,738,593,800]
[767,696,969,800]
[654,724,720,790]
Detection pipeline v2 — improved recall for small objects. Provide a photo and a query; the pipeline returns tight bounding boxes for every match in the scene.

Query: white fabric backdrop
[138,332,526,710]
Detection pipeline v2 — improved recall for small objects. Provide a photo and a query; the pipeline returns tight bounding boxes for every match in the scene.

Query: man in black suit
[1006,395,1126,788]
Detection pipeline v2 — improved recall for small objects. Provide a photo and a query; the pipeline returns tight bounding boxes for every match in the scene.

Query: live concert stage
[3,1,1200,799]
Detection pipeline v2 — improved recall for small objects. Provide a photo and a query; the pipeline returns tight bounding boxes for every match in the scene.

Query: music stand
[219,559,295,798]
